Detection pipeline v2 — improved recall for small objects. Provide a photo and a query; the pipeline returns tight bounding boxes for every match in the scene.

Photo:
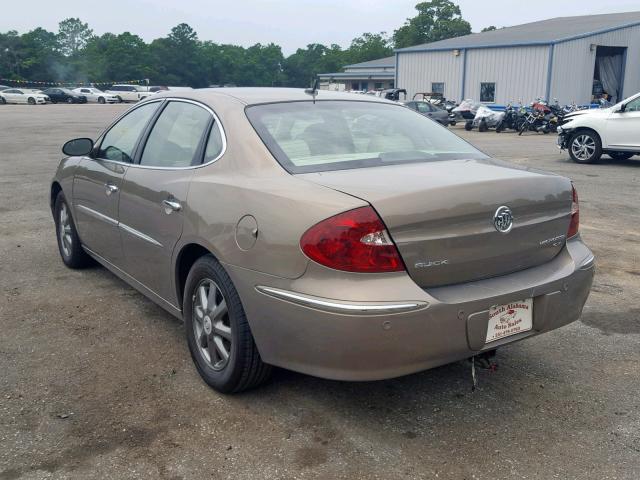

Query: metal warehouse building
[318,56,395,92]
[395,11,640,105]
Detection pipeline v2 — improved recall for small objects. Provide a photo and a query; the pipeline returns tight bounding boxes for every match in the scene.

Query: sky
[2,0,640,54]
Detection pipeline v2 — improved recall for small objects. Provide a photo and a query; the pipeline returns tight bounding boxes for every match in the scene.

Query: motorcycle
[452,99,481,127]
[465,105,505,132]
[495,104,526,133]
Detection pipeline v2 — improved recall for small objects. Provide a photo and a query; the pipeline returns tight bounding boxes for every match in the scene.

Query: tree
[15,28,61,81]
[83,32,152,83]
[0,30,22,79]
[481,26,497,32]
[57,18,93,56]
[283,43,347,87]
[347,32,393,64]
[393,1,472,49]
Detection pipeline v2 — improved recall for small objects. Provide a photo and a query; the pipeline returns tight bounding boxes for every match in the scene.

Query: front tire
[569,131,602,164]
[184,255,271,393]
[28,97,35,105]
[464,120,473,131]
[54,193,92,269]
[98,97,106,104]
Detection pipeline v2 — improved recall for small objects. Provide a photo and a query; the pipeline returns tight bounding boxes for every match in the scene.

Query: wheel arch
[50,181,62,213]
[569,126,602,143]
[175,243,219,309]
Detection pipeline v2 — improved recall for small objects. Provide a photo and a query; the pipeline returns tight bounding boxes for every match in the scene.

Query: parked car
[381,88,407,101]
[0,85,10,91]
[403,100,451,126]
[558,92,640,163]
[43,88,87,104]
[73,87,119,104]
[148,86,169,93]
[0,88,49,104]
[105,84,154,103]
[51,89,594,393]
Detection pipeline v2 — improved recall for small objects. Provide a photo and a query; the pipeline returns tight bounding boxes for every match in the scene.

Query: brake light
[567,183,579,238]
[300,206,405,273]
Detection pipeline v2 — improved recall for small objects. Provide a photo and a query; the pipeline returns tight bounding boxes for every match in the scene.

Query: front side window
[97,102,159,163]
[416,102,433,113]
[246,101,486,174]
[140,101,211,168]
[480,83,496,103]
[432,82,445,95]
[624,96,640,112]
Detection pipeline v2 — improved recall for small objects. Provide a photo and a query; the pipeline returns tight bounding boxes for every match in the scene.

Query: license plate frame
[486,299,533,344]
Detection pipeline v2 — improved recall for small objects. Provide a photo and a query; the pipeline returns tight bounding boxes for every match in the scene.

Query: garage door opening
[593,46,626,103]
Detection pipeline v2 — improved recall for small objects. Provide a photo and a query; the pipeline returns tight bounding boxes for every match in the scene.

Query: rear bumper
[226,237,594,381]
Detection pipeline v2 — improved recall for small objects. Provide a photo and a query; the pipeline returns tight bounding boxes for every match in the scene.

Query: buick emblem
[493,206,513,233]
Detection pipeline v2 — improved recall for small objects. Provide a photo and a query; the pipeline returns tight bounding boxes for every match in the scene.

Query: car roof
[151,87,395,106]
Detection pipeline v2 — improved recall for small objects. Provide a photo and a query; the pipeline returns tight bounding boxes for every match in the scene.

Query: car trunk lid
[298,159,572,288]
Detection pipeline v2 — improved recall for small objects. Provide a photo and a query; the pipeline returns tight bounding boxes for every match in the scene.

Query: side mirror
[62,138,93,157]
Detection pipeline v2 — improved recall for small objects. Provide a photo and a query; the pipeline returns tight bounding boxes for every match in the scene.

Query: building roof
[396,11,640,52]
[343,56,396,69]
[317,72,395,80]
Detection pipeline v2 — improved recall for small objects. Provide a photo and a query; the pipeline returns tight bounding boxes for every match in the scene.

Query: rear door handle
[105,183,118,196]
[162,199,182,213]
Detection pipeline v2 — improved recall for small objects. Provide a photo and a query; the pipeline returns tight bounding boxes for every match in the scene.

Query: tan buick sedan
[51,88,595,393]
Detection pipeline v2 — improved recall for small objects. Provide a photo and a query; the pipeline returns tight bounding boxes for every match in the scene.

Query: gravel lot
[1,104,638,480]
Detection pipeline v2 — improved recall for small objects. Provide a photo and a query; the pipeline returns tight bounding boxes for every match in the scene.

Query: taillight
[300,206,405,273]
[567,183,579,238]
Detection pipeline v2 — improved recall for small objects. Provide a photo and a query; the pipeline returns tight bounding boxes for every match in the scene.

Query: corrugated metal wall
[396,50,464,100]
[551,24,640,104]
[397,46,549,103]
[463,46,550,104]
[396,24,640,105]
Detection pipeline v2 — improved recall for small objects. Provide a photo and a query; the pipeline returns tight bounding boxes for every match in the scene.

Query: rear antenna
[305,79,319,104]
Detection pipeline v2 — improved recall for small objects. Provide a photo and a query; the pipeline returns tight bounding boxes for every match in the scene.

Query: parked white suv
[558,92,640,163]
[104,85,154,103]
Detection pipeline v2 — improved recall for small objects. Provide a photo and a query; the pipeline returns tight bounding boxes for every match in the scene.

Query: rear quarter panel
[177,94,367,280]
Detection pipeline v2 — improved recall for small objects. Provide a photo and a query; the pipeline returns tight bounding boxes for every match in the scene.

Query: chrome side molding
[255,286,428,315]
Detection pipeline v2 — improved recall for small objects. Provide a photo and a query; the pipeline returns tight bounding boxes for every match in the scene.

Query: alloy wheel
[58,202,73,257]
[192,279,231,371]
[571,135,596,161]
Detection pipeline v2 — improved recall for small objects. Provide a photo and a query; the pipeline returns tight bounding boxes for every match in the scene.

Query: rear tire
[66,97,74,104]
[609,151,634,161]
[518,123,527,136]
[184,255,272,393]
[54,193,93,269]
[0,97,5,105]
[569,131,602,164]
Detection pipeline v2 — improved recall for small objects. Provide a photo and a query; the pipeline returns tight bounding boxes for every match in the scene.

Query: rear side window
[246,101,486,174]
[139,101,211,168]
[204,122,224,162]
[97,102,159,163]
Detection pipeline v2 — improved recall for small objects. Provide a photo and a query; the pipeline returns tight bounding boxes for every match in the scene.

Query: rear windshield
[246,100,487,173]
